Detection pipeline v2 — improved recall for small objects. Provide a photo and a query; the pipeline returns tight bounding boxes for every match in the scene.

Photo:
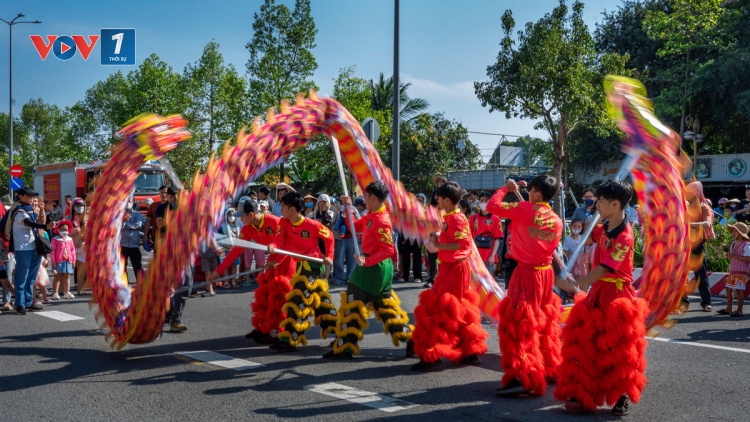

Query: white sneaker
[63,292,75,299]
[51,293,61,300]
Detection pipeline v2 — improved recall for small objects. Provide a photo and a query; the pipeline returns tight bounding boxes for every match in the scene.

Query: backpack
[1,204,22,238]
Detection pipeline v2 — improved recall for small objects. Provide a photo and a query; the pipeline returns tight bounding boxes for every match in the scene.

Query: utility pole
[1,13,41,194]
[392,0,400,180]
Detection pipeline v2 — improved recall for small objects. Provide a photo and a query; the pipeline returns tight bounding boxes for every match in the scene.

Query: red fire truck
[33,160,169,214]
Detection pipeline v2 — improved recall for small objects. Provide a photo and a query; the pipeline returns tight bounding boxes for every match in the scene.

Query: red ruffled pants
[251,256,294,334]
[554,282,648,411]
[497,263,561,395]
[413,260,489,363]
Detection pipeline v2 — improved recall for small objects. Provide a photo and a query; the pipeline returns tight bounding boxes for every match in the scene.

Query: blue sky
[0,0,624,162]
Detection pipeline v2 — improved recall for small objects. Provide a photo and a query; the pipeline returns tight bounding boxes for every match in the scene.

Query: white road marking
[305,382,418,413]
[35,311,84,322]
[176,351,263,370]
[647,337,750,354]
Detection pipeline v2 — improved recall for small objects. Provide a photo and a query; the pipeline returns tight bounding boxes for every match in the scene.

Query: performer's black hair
[281,192,305,212]
[529,174,558,202]
[436,182,462,204]
[596,179,633,210]
[480,191,492,200]
[258,186,271,196]
[365,181,389,202]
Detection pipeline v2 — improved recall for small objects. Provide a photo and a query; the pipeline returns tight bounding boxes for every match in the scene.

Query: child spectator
[720,222,750,317]
[219,208,241,288]
[51,220,76,300]
[199,237,224,296]
[563,220,588,290]
[0,240,13,311]
[34,257,52,304]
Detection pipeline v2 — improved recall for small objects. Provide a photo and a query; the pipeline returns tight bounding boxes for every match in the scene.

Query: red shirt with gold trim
[487,187,561,266]
[349,205,396,266]
[591,220,634,284]
[216,214,280,275]
[470,212,503,262]
[438,209,472,263]
[271,216,334,262]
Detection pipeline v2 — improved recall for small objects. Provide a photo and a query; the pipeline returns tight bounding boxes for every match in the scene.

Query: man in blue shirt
[272,183,294,217]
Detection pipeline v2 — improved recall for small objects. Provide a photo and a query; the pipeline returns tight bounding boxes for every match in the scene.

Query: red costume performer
[215,213,293,337]
[554,220,648,412]
[470,211,503,265]
[488,186,562,395]
[270,216,337,347]
[412,209,488,366]
[325,202,412,358]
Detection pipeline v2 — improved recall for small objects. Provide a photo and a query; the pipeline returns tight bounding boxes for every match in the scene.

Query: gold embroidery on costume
[454,226,470,240]
[611,243,629,262]
[378,228,393,245]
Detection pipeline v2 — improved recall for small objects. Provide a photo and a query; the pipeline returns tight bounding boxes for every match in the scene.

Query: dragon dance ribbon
[87,93,505,349]
[605,75,694,329]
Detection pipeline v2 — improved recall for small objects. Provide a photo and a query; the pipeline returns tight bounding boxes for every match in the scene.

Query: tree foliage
[246,0,318,116]
[184,41,249,153]
[476,0,610,214]
[368,73,430,122]
[598,0,750,157]
[497,135,555,169]
[245,0,318,181]
[644,0,730,135]
[388,113,483,193]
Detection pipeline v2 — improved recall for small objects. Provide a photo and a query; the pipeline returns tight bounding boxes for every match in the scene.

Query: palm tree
[368,73,430,122]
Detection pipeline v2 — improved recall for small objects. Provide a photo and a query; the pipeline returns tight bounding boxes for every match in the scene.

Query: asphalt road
[1,255,749,422]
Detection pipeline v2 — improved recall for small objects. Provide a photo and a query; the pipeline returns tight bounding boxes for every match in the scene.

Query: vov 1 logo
[30,29,135,65]
[30,35,99,61]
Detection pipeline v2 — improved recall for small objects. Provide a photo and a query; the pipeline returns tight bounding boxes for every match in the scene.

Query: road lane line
[304,382,418,413]
[176,351,263,370]
[647,337,750,354]
[35,311,84,321]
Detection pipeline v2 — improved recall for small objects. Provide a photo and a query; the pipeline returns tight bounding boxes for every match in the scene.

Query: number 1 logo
[100,29,135,66]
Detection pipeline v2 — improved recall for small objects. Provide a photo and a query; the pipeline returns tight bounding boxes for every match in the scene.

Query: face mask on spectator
[59,230,69,237]
[584,199,595,207]
[227,216,236,223]
[305,202,313,209]
[479,203,487,211]
[74,205,84,214]
[572,229,581,235]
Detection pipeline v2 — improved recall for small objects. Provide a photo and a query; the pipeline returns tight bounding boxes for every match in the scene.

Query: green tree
[682,0,749,154]
[125,53,188,118]
[83,71,130,145]
[19,98,68,166]
[495,135,554,169]
[0,113,31,195]
[124,54,193,180]
[246,0,318,181]
[475,0,605,215]
[61,102,100,162]
[184,40,249,155]
[392,113,483,193]
[368,73,430,122]
[286,66,393,195]
[595,1,670,87]
[644,0,729,136]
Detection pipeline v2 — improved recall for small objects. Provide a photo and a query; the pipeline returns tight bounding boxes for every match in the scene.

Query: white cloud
[401,74,476,100]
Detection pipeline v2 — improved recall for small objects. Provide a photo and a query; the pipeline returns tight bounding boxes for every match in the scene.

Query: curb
[633,269,750,297]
